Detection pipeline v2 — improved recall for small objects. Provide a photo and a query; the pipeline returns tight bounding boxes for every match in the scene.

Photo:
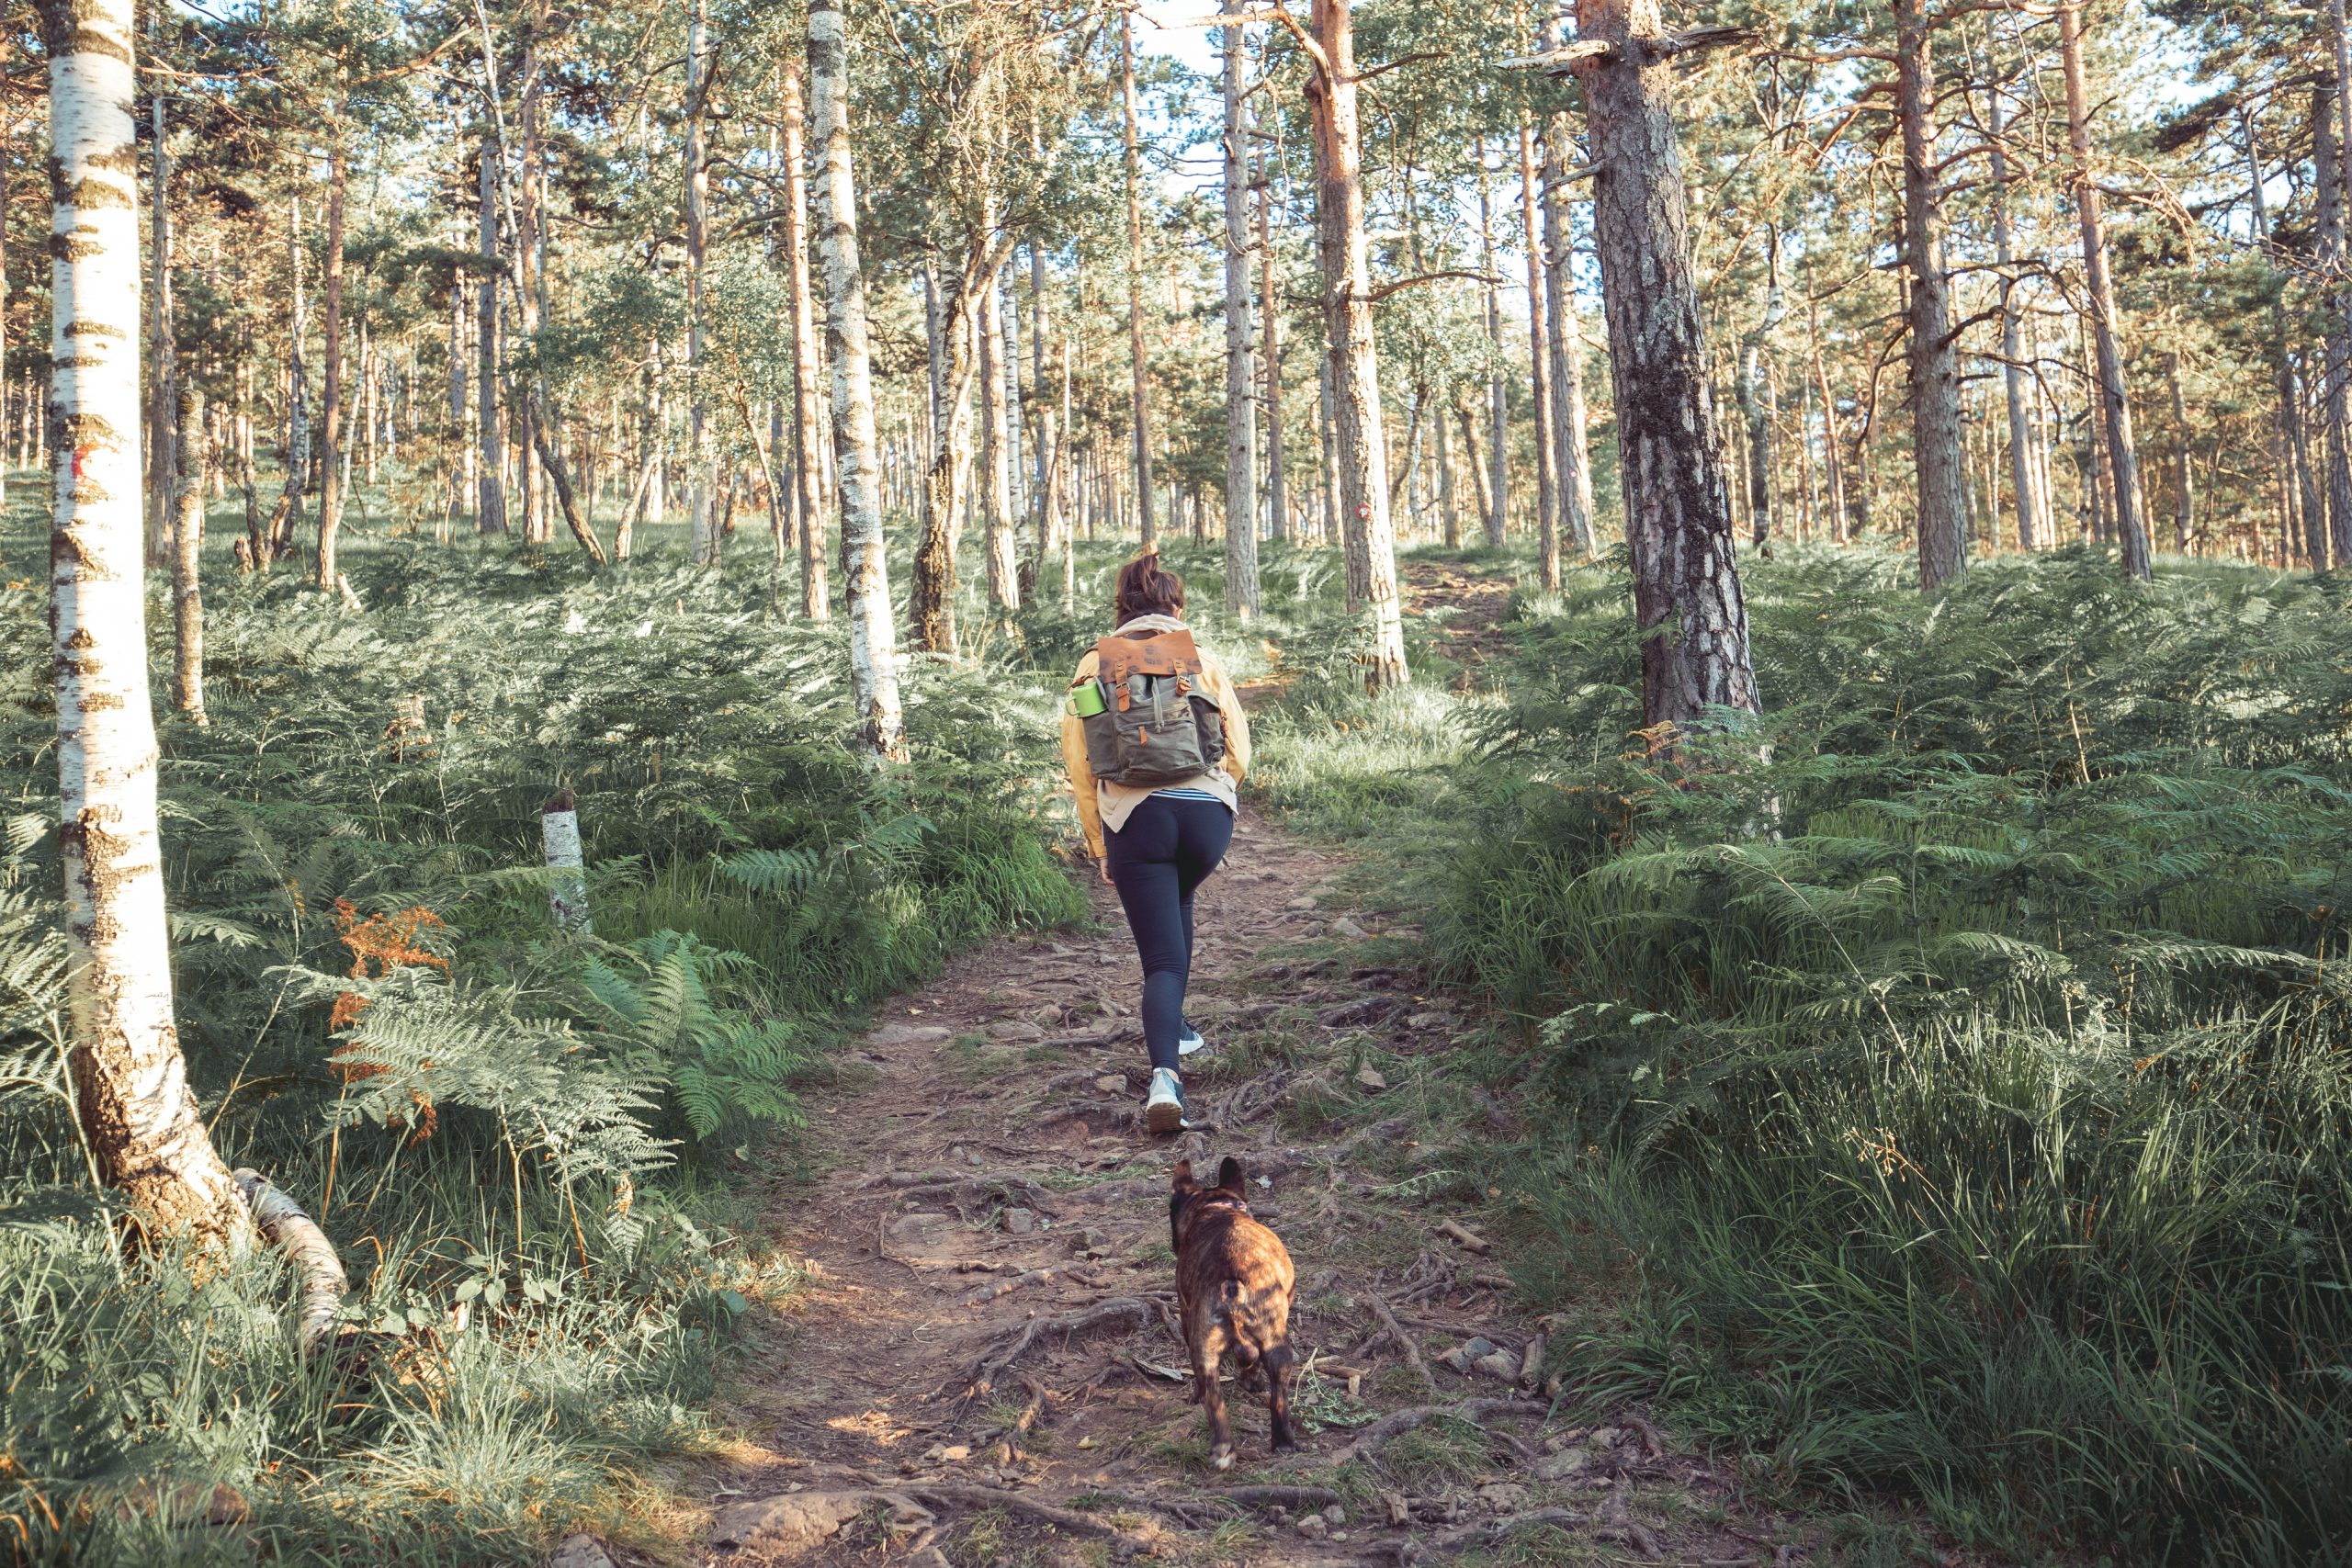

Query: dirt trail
[692,810,1797,1568]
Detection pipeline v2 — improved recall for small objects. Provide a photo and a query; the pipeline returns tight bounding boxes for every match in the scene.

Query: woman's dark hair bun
[1114,550,1186,624]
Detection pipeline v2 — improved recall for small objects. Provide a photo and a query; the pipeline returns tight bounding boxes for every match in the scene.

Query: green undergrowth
[0,513,1086,1564]
[1262,540,2352,1565]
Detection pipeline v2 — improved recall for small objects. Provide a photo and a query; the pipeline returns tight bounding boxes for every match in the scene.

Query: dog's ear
[1170,1158,1198,1193]
[1216,1156,1245,1192]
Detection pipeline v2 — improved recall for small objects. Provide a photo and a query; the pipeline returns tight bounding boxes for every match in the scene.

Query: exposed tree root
[231,1168,346,1358]
[1329,1398,1551,1465]
[909,1484,1162,1556]
[962,1295,1170,1402]
[1369,1293,1438,1393]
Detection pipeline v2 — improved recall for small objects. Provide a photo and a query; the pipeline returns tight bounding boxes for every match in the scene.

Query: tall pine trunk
[1989,92,2045,551]
[2324,2,2352,565]
[1895,0,1968,589]
[147,59,176,570]
[2240,105,2319,569]
[1304,0,1407,685]
[477,142,507,536]
[1120,14,1157,547]
[1570,0,1758,729]
[2058,0,2150,579]
[810,0,904,756]
[1259,118,1289,544]
[684,0,717,566]
[1222,0,1261,615]
[1517,115,1558,581]
[1541,78,1598,558]
[173,380,206,723]
[40,0,244,1244]
[1476,143,1509,546]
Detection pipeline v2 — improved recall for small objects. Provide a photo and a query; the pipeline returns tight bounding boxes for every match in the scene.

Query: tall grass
[0,517,1086,1564]
[1425,546,2352,1564]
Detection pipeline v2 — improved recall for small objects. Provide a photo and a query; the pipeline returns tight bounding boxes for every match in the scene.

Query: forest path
[689,809,1795,1568]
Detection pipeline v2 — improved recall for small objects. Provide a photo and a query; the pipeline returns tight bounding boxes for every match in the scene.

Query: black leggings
[1104,795,1235,1072]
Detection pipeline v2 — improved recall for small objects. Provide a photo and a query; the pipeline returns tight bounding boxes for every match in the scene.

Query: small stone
[1075,1227,1112,1254]
[939,1445,971,1462]
[1285,896,1318,910]
[1322,1505,1346,1526]
[1077,1436,1096,1450]
[1333,916,1370,940]
[1477,1483,1530,1511]
[1093,1075,1125,1093]
[1354,1066,1388,1091]
[1001,1207,1038,1235]
[1330,1531,1350,1542]
[1462,1336,1500,1359]
[867,1023,952,1046]
[922,1444,945,1461]
[1294,1514,1329,1540]
[1591,1426,1623,1449]
[989,1020,1045,1043]
[1474,1350,1521,1382]
[1406,1010,1451,1029]
[1532,1448,1590,1482]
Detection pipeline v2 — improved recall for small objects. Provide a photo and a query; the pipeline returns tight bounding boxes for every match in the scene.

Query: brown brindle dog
[1170,1156,1299,1470]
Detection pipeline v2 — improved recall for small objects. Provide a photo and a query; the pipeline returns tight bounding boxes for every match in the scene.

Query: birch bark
[40,0,244,1243]
[782,68,830,618]
[810,0,905,756]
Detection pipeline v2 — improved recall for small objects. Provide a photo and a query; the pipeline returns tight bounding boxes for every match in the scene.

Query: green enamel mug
[1066,681,1107,718]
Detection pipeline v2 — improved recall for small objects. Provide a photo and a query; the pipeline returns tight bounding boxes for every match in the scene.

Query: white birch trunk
[810,0,904,757]
[685,0,717,567]
[42,0,243,1244]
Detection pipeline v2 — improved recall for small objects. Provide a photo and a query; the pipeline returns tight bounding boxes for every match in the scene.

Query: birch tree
[40,0,245,1242]
[810,0,905,757]
[781,66,830,620]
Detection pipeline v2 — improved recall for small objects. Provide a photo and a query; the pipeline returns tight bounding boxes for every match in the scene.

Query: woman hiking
[1062,551,1251,1134]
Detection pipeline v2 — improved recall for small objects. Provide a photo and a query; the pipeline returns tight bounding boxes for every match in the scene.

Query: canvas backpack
[1071,627,1228,787]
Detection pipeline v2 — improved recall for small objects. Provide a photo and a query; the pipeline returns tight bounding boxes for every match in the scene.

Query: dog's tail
[1215,1278,1248,1323]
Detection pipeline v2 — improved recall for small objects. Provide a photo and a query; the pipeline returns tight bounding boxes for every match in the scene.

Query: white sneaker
[1144,1067,1185,1134]
[1177,1020,1207,1056]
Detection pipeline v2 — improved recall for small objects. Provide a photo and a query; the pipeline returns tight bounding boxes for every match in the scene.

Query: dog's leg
[1262,1342,1299,1452]
[1193,1321,1236,1471]
[1235,1342,1264,1396]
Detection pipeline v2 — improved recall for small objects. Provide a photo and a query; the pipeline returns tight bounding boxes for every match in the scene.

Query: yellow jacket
[1060,615,1251,859]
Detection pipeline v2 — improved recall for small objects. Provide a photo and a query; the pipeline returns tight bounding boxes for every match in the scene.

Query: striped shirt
[1151,786,1228,806]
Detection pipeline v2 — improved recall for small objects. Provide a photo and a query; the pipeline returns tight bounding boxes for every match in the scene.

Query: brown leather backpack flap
[1095,628,1203,685]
